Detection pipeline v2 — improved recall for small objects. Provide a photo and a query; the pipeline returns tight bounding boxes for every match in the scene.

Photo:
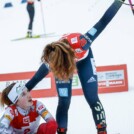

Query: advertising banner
[0,64,128,98]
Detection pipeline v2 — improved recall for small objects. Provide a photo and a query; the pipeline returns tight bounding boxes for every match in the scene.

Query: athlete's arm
[0,107,14,134]
[83,0,125,49]
[25,63,50,91]
[36,101,56,122]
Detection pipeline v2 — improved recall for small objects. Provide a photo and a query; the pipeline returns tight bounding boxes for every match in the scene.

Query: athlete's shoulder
[6,105,16,114]
[2,106,15,122]
[36,100,46,112]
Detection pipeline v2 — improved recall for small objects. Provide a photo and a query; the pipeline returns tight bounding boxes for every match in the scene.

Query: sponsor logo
[14,96,19,103]
[38,105,44,111]
[83,34,92,43]
[23,116,30,124]
[88,27,97,36]
[56,80,70,84]
[87,77,96,83]
[4,115,12,121]
[72,75,79,86]
[75,48,83,53]
[16,84,22,94]
[58,88,68,97]
[71,37,78,44]
[42,110,49,118]
[98,80,124,87]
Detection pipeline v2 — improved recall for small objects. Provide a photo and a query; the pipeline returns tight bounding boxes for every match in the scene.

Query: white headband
[8,83,27,104]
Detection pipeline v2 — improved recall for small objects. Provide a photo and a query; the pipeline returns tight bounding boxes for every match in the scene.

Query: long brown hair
[0,83,15,107]
[41,39,76,81]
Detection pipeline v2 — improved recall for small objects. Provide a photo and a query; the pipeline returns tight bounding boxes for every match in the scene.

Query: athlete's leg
[37,121,58,134]
[55,79,72,134]
[76,48,107,133]
[27,4,35,32]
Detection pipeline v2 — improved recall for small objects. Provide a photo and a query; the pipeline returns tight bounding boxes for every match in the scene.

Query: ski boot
[98,131,107,134]
[26,30,32,38]
[57,128,67,134]
[97,124,107,134]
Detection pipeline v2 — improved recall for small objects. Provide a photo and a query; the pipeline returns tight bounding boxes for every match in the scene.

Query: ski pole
[40,0,46,34]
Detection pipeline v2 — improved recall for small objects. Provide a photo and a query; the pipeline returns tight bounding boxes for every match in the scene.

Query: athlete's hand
[119,0,125,2]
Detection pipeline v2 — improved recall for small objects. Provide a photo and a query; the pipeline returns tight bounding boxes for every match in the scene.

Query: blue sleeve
[25,63,49,91]
[83,0,124,50]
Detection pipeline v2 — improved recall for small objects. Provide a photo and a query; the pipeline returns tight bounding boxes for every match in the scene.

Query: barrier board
[0,64,128,98]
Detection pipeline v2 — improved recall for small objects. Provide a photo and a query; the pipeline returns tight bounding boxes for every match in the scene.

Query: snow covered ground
[0,0,134,133]
[38,91,134,134]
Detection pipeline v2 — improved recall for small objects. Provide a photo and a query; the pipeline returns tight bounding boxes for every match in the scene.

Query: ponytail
[0,83,15,107]
[41,41,76,80]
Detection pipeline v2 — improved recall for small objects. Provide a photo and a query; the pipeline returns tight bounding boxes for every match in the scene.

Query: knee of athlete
[38,121,58,134]
[58,98,71,110]
[89,98,104,111]
[47,120,58,131]
[86,95,99,106]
